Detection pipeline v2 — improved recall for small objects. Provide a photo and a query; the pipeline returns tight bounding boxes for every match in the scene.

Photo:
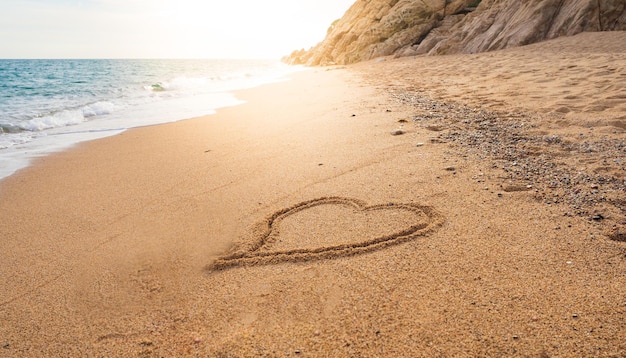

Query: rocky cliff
[286,0,626,65]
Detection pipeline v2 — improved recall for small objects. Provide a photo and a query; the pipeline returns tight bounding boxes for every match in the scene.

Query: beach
[0,31,625,356]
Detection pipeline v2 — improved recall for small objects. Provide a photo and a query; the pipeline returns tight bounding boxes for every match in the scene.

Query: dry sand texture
[356,31,626,239]
[0,32,625,356]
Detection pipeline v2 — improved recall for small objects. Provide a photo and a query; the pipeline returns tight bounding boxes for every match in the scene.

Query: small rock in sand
[391,130,405,136]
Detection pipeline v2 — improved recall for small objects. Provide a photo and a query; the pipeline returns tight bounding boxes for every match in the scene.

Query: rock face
[286,0,626,65]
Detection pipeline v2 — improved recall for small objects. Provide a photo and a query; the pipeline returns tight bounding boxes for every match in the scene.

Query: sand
[0,32,624,356]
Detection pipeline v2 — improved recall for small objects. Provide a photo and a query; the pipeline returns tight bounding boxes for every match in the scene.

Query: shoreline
[0,59,299,182]
[1,34,624,356]
[0,94,234,182]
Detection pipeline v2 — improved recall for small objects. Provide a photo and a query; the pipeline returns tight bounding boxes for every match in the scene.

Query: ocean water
[0,59,299,180]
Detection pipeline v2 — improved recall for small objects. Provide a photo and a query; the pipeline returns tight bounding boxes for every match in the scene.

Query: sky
[0,0,354,59]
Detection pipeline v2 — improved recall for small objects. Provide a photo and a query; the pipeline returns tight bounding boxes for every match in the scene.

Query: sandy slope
[0,32,624,357]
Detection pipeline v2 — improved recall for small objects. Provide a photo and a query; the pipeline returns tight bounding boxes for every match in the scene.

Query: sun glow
[0,0,354,59]
[150,1,353,58]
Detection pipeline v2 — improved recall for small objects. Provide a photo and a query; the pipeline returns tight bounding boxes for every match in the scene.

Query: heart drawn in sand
[208,197,444,270]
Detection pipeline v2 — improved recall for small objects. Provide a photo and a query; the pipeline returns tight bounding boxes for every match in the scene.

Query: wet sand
[0,32,624,356]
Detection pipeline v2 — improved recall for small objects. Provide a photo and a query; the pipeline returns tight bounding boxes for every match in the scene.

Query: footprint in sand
[208,197,444,270]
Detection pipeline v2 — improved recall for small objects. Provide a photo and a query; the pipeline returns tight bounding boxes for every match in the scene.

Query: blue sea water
[0,59,298,180]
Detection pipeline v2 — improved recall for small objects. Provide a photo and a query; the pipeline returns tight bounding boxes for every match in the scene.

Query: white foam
[82,101,117,118]
[17,109,85,131]
[168,76,209,91]
[0,131,42,150]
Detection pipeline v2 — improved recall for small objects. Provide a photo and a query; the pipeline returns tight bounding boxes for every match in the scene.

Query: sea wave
[15,101,117,132]
[82,101,117,118]
[17,110,85,131]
